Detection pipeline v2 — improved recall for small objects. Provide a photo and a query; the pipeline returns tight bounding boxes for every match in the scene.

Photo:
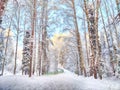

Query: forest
[0,0,120,90]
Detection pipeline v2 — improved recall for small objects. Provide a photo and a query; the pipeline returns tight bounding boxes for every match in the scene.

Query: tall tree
[83,0,102,79]
[41,0,49,74]
[29,0,36,77]
[0,0,8,75]
[13,0,21,75]
[83,15,89,67]
[71,0,86,76]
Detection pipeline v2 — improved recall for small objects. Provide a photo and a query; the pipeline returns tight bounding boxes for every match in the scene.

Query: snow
[0,70,120,90]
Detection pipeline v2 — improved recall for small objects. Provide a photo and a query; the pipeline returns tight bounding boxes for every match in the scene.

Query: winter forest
[0,0,120,90]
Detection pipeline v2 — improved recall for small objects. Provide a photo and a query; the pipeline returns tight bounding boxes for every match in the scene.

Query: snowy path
[0,70,120,90]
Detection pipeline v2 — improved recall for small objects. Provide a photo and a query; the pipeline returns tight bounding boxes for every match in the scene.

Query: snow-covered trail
[0,70,120,90]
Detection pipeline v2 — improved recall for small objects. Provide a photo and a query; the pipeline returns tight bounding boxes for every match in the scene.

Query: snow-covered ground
[0,70,120,90]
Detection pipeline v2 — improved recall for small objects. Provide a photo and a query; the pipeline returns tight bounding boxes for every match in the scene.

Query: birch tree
[41,0,49,74]
[83,0,102,79]
[13,0,21,75]
[0,0,8,75]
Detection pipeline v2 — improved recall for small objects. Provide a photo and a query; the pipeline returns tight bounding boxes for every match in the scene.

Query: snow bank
[0,74,80,90]
[0,70,120,90]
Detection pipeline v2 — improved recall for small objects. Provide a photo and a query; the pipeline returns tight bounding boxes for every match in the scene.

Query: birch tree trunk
[32,15,37,75]
[29,0,36,77]
[14,4,21,75]
[1,0,9,75]
[41,0,48,74]
[83,0,102,79]
[1,23,12,75]
[94,0,102,79]
[84,20,89,67]
[72,0,86,76]
[38,30,42,76]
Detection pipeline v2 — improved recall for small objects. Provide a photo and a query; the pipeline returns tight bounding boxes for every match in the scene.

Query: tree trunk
[14,7,20,75]
[84,0,94,77]
[32,16,37,75]
[0,0,8,76]
[1,28,11,75]
[38,32,42,76]
[94,0,102,79]
[29,0,36,77]
[83,15,89,68]
[41,0,48,74]
[83,0,101,79]
[72,0,86,76]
